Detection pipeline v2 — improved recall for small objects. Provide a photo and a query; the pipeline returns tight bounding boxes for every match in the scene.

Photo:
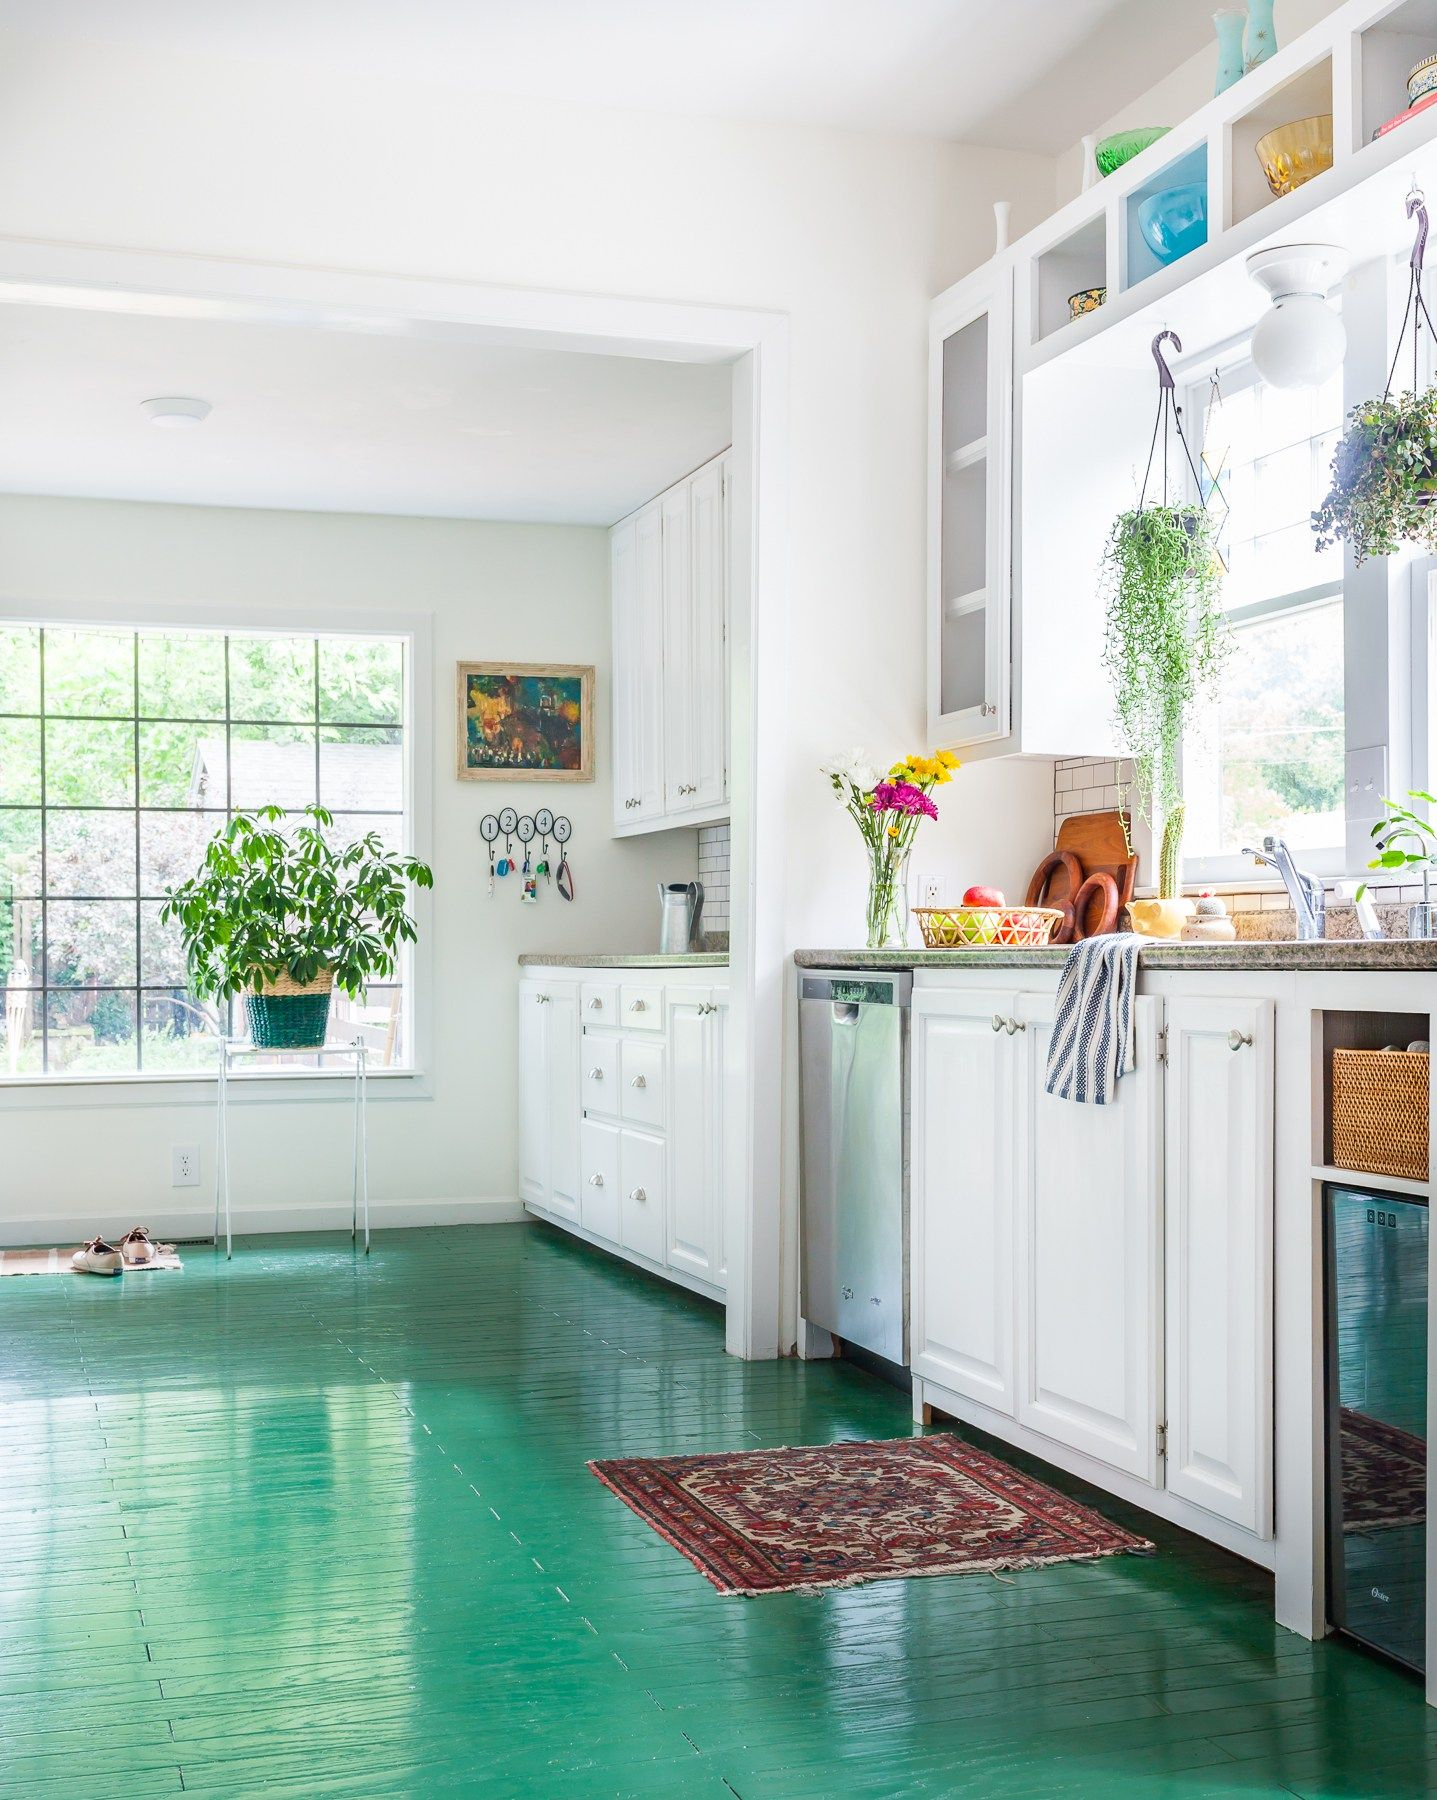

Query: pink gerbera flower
[870,780,938,820]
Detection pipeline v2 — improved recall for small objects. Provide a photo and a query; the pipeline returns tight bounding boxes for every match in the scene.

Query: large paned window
[0,625,408,1079]
[1183,363,1346,877]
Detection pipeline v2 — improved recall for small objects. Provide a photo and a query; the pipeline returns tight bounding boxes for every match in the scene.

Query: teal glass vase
[1214,7,1247,94]
[1245,0,1277,71]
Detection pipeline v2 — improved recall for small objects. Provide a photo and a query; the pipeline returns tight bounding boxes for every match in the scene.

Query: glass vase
[1244,0,1277,71]
[865,847,910,951]
[1213,7,1247,94]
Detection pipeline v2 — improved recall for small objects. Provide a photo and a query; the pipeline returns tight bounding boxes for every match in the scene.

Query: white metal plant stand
[214,1038,370,1259]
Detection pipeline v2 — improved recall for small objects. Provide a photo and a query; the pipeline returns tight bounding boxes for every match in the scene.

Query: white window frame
[1179,358,1346,887]
[0,595,433,1100]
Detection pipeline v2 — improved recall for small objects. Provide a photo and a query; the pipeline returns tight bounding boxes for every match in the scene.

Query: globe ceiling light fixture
[1245,244,1349,389]
[140,396,212,428]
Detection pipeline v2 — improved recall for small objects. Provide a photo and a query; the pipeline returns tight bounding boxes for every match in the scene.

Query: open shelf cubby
[1033,215,1107,343]
[1318,1009,1431,1176]
[1122,141,1209,291]
[1358,0,1437,148]
[1228,55,1334,226]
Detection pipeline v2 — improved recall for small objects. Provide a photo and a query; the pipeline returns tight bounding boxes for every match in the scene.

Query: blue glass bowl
[1137,182,1208,265]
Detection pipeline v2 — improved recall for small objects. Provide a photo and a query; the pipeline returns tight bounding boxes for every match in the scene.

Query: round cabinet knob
[630,1187,647,1203]
[588,1173,604,1187]
[588,1068,604,1081]
[631,1075,647,1089]
[1228,1029,1254,1051]
[991,1014,1005,1033]
[1006,1018,1027,1035]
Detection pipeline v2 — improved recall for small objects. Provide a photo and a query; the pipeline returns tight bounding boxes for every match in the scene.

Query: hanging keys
[479,814,500,897]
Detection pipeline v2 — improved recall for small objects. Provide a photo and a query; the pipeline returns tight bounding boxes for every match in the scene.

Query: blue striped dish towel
[1044,934,1142,1105]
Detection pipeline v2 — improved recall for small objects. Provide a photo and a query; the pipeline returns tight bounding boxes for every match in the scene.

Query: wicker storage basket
[243,968,335,1050]
[1330,1048,1429,1182]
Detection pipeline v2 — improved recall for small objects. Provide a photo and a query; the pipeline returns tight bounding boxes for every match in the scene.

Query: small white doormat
[0,1244,183,1276]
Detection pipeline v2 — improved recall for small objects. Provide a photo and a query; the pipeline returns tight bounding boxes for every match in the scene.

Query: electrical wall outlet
[171,1145,200,1188]
[917,873,946,908]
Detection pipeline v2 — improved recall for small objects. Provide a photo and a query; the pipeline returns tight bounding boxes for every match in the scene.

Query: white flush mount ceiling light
[140,396,212,428]
[1246,244,1349,389]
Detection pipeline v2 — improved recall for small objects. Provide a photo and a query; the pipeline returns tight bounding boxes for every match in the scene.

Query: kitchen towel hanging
[1044,934,1142,1105]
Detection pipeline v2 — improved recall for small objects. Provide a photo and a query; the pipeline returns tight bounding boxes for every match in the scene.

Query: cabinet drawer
[582,1035,619,1116]
[579,1119,621,1242]
[620,1128,666,1265]
[620,1037,664,1128]
[581,983,619,1026]
[619,982,663,1030]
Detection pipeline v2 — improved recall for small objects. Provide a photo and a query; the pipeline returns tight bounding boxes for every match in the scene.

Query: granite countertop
[518,952,729,969]
[794,941,1437,973]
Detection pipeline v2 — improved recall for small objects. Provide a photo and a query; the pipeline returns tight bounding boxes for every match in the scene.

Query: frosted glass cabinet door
[928,264,1012,749]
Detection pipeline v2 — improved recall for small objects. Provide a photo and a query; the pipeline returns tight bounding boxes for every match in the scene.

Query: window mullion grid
[38,629,47,1076]
[224,634,233,1044]
[133,634,142,1073]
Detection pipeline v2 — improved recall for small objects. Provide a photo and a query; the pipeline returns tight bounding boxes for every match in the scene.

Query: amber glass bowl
[1254,114,1333,197]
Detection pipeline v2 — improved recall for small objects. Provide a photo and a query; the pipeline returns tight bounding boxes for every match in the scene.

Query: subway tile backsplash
[698,822,730,940]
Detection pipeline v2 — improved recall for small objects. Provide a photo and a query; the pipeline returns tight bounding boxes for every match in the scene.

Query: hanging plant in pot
[1101,332,1229,937]
[161,805,434,1049]
[1313,193,1437,564]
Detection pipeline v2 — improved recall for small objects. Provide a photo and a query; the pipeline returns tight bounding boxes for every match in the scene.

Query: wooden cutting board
[1056,809,1138,906]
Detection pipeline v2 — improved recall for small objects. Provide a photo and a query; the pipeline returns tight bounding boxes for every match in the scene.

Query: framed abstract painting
[455,661,595,782]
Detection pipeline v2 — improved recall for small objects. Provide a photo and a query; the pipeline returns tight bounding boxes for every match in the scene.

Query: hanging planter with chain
[1100,330,1229,909]
[1314,190,1437,563]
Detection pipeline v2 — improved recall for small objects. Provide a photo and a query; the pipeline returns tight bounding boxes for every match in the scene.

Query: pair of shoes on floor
[72,1228,156,1277]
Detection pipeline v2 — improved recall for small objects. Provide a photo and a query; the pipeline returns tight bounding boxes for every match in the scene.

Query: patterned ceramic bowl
[1067,286,1107,320]
[1254,114,1333,198]
[914,906,1065,950]
[1409,54,1437,106]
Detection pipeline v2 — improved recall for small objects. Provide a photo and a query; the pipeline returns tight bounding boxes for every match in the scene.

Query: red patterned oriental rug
[589,1433,1154,1595]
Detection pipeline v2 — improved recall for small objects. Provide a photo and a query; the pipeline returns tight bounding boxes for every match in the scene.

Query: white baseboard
[0,1195,525,1248]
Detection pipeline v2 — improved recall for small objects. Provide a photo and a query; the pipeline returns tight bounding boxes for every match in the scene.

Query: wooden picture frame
[455,661,595,782]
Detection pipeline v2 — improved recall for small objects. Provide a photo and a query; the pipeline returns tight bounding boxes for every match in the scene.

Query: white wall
[0,28,1060,948]
[0,494,697,1239]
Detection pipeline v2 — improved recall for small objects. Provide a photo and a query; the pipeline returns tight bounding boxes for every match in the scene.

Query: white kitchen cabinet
[611,452,729,835]
[665,987,726,1288]
[1014,990,1163,1485]
[610,504,665,829]
[928,265,1012,751]
[518,977,580,1223]
[522,967,727,1302]
[910,987,1016,1413]
[1163,995,1275,1538]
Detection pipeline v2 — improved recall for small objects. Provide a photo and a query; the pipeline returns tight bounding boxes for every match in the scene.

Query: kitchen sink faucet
[1241,834,1326,940]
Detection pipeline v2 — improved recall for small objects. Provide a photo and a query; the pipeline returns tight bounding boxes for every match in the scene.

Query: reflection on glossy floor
[2,1222,1435,1799]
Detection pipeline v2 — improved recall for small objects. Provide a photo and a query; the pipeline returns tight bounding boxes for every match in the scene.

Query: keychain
[517,815,538,904]
[534,808,554,883]
[496,806,518,878]
[479,814,500,896]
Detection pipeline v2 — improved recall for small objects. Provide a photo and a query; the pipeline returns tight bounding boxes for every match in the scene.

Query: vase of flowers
[822,750,958,949]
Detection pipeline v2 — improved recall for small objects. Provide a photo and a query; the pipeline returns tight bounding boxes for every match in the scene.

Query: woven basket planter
[1331,1048,1429,1182]
[243,968,335,1050]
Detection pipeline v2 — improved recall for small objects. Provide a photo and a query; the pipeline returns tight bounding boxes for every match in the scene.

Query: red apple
[963,884,1005,908]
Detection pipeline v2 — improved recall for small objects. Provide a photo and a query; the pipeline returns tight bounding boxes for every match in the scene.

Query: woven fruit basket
[913,905,1065,949]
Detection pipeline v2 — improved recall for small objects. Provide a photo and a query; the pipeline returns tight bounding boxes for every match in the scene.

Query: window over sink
[1182,361,1345,882]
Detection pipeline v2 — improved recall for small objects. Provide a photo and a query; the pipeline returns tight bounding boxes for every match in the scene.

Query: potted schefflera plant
[162,805,434,1049]
[1101,502,1228,937]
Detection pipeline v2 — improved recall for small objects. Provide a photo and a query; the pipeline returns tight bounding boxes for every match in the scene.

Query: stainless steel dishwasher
[798,969,911,1363]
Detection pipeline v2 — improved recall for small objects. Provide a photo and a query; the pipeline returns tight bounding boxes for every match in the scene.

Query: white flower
[821,748,881,790]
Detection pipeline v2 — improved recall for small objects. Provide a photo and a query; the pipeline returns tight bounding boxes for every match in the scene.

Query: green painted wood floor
[3,1223,1435,1799]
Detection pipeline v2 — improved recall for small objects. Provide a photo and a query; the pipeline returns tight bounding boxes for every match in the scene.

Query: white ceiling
[0,304,733,524]
[1,1,1216,153]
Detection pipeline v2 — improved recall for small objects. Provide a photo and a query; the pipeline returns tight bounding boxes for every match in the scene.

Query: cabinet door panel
[620,1036,664,1130]
[666,991,721,1285]
[630,506,665,821]
[580,1119,622,1243]
[582,1032,619,1121]
[911,990,1014,1412]
[661,484,694,811]
[610,520,638,832]
[1015,992,1162,1483]
[687,457,728,812]
[621,1128,666,1265]
[518,982,548,1206]
[545,988,580,1221]
[1164,996,1274,1537]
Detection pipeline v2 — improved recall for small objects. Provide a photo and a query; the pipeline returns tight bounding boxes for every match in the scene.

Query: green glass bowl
[1094,127,1171,178]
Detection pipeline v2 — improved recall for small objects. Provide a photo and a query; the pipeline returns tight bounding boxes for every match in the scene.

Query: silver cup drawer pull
[588,1068,604,1081]
[630,1187,647,1203]
[629,999,647,1013]
[588,998,604,1011]
[630,1074,647,1090]
[588,1173,604,1188]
